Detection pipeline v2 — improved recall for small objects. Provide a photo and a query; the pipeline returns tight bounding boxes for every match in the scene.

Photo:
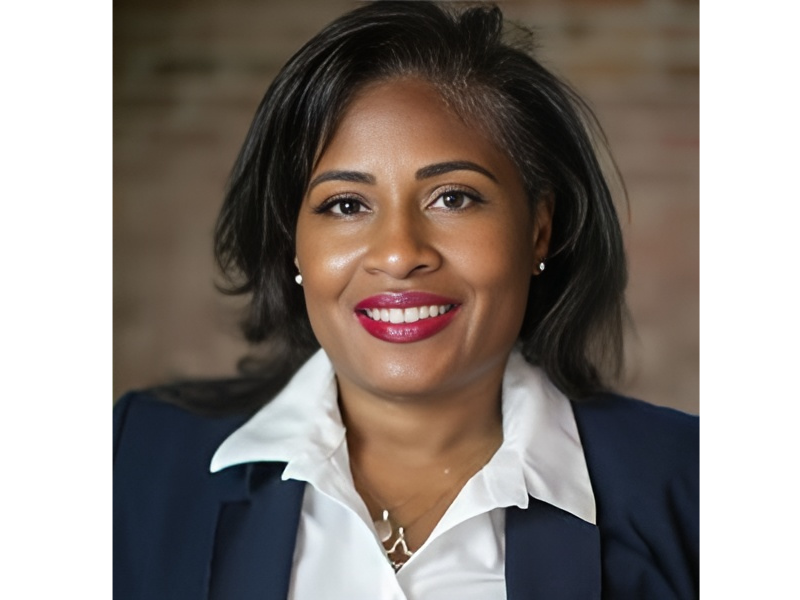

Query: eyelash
[428,187,484,211]
[313,187,484,217]
[313,195,367,216]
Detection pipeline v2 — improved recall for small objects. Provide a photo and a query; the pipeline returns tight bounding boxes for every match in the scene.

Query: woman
[114,2,698,599]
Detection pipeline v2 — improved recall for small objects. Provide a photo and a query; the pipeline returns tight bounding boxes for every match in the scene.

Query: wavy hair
[207,0,627,410]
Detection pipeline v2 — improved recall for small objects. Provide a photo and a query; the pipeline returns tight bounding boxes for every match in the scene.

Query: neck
[341,371,503,462]
[340,361,505,503]
[340,363,505,560]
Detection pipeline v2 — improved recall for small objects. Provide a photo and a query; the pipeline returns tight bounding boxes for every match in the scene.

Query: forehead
[314,78,517,179]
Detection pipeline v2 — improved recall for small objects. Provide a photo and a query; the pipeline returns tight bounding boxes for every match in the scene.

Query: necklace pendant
[386,525,414,572]
[388,526,413,558]
[374,509,393,542]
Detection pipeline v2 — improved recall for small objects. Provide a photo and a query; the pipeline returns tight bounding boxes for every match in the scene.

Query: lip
[355,292,458,310]
[354,292,461,343]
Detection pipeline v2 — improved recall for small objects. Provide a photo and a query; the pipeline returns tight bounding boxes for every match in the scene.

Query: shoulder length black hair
[206,0,627,411]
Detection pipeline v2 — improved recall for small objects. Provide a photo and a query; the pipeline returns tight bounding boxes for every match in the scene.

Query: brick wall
[114,0,698,413]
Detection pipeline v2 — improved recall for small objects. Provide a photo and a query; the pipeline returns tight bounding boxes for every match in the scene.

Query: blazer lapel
[505,497,601,600]
[204,470,600,600]
[208,462,306,600]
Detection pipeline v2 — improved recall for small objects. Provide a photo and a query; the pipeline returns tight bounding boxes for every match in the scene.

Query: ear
[531,191,554,276]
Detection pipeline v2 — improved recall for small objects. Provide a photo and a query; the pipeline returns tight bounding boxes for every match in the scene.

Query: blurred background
[113,0,698,414]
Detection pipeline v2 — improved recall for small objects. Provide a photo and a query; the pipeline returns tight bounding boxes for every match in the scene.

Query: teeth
[363,304,453,324]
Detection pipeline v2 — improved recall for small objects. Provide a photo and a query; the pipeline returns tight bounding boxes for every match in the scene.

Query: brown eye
[430,190,481,210]
[328,198,366,215]
[441,192,465,208]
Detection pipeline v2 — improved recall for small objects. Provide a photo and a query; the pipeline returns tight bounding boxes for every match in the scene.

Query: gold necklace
[368,483,465,571]
[351,440,500,572]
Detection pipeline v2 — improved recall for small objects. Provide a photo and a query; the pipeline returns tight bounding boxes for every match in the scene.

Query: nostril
[362,223,441,278]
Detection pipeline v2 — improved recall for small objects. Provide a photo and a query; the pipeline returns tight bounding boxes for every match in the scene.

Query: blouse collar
[210,348,596,525]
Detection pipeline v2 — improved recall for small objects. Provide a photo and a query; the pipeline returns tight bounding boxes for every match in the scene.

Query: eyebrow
[307,170,376,191]
[415,161,498,183]
[307,160,498,192]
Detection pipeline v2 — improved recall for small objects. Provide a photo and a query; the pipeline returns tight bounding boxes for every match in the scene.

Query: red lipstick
[354,292,460,343]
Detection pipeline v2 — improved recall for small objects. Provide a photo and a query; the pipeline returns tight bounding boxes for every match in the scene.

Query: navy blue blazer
[113,391,698,599]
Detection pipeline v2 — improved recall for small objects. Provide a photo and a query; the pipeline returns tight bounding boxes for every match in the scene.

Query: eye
[315,196,368,216]
[429,189,481,210]
[331,198,364,215]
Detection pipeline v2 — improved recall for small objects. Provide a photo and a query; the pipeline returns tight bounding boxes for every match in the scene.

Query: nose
[362,209,442,279]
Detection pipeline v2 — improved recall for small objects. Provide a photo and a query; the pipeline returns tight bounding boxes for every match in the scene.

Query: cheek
[295,225,364,334]
[449,218,534,291]
[296,214,365,278]
[306,242,363,286]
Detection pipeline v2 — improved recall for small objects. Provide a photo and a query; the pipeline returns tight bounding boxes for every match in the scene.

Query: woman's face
[295,78,551,401]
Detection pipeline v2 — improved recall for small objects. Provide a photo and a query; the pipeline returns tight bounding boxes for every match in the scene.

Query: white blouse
[211,349,596,600]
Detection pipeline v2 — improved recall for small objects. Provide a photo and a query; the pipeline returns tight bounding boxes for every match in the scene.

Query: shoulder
[571,393,698,506]
[572,394,698,598]
[113,389,251,475]
[113,389,251,443]
[571,393,698,471]
[114,391,266,599]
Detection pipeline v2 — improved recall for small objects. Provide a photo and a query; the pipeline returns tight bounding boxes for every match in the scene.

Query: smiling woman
[114,2,698,599]
[297,79,545,402]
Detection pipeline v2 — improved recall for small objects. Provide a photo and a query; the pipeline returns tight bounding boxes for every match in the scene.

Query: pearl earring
[293,256,303,286]
[538,261,546,273]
